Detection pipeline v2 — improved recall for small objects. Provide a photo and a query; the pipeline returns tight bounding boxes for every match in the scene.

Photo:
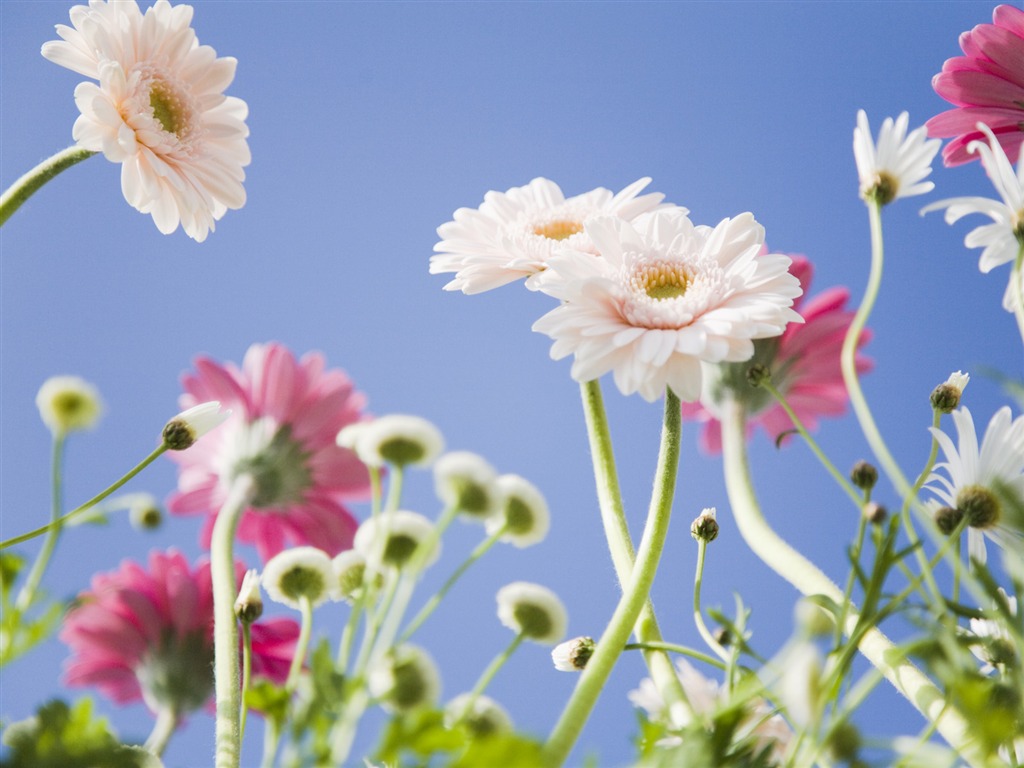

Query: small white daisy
[495,581,567,645]
[430,177,667,294]
[35,375,103,435]
[925,406,1024,564]
[853,110,940,205]
[353,510,439,571]
[350,414,445,468]
[922,122,1024,312]
[433,451,502,520]
[533,208,803,402]
[444,693,513,736]
[261,546,338,609]
[368,644,441,713]
[486,474,550,547]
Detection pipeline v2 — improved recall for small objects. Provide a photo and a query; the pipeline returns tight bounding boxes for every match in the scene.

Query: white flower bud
[162,401,230,450]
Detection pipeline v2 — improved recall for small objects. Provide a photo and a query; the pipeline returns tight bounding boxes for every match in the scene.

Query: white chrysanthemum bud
[332,549,368,603]
[354,510,439,571]
[352,415,444,468]
[261,546,337,609]
[433,451,502,519]
[551,636,595,672]
[127,493,163,531]
[162,401,230,450]
[496,581,567,645]
[234,569,263,624]
[368,644,441,713]
[445,693,513,736]
[35,375,103,435]
[931,370,970,414]
[486,475,549,547]
[690,507,719,543]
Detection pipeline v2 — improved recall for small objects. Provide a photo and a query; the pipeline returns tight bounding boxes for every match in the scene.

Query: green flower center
[957,484,1001,529]
[278,565,327,603]
[149,80,185,136]
[513,602,553,640]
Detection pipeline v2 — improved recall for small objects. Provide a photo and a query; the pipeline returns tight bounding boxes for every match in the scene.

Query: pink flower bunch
[928,5,1024,166]
[681,256,872,453]
[167,342,372,561]
[61,549,297,715]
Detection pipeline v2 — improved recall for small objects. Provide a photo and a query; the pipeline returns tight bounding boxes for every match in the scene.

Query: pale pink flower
[681,255,872,453]
[60,549,298,715]
[41,0,249,241]
[927,5,1024,167]
[533,208,803,402]
[430,177,666,294]
[167,342,372,561]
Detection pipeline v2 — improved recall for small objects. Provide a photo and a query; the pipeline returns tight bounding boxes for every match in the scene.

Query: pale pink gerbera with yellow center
[533,208,803,402]
[42,0,249,241]
[430,177,667,294]
[168,343,372,561]
[681,255,872,453]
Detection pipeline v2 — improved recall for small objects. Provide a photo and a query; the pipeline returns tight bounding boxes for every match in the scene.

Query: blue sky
[1,1,1019,765]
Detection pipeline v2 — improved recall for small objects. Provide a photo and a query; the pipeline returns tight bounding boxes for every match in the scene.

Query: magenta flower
[61,549,298,716]
[927,5,1024,166]
[681,256,872,453]
[167,342,372,561]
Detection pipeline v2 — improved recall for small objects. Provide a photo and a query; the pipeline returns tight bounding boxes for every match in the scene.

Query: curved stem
[239,624,253,742]
[577,380,689,718]
[1,444,168,550]
[286,597,314,694]
[212,474,255,768]
[13,433,66,613]
[720,396,983,766]
[144,707,179,757]
[455,633,525,726]
[623,641,725,670]
[543,389,682,767]
[693,539,729,662]
[0,146,97,227]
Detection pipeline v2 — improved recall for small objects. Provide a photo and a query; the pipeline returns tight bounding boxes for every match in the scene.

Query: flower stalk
[0,146,96,227]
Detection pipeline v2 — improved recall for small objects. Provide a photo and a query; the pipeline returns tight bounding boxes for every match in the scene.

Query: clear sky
[1,1,1019,766]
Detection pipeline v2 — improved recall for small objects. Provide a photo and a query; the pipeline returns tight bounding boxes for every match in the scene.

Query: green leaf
[245,680,290,725]
[0,698,162,768]
[0,553,25,604]
[375,708,464,764]
[449,731,544,768]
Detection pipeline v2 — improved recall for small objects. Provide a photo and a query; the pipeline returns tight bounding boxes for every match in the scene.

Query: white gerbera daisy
[853,110,940,205]
[430,177,667,294]
[532,208,803,402]
[922,122,1024,312]
[926,406,1024,564]
[42,0,250,242]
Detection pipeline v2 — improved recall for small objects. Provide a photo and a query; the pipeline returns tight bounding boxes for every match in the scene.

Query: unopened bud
[690,507,719,543]
[934,506,964,535]
[849,461,878,492]
[930,372,968,414]
[162,402,229,450]
[862,501,887,525]
[551,636,595,672]
[234,569,263,624]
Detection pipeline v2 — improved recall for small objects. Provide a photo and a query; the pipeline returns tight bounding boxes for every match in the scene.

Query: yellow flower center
[533,220,583,241]
[633,262,690,300]
[149,80,185,137]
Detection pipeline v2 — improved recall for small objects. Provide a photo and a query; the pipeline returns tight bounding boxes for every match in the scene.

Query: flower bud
[826,721,861,763]
[930,371,969,414]
[933,505,964,535]
[128,493,163,531]
[957,484,1000,529]
[849,460,878,492]
[35,375,103,435]
[162,402,229,450]
[551,636,595,672]
[862,501,887,526]
[690,507,719,543]
[234,569,263,624]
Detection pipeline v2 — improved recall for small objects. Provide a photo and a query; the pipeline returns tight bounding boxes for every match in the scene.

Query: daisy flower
[42,0,249,241]
[968,588,1018,673]
[430,176,666,294]
[853,110,941,205]
[35,375,103,435]
[532,208,803,402]
[922,123,1024,313]
[680,255,872,453]
[925,406,1024,564]
[927,5,1024,167]
[167,342,372,562]
[61,549,298,718]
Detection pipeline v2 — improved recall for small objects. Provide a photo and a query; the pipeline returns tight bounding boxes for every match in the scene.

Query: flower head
[533,209,803,402]
[485,474,550,548]
[853,110,940,205]
[348,414,444,468]
[430,177,666,294]
[922,123,1024,312]
[353,510,439,571]
[551,636,595,672]
[61,549,297,715]
[680,255,871,452]
[925,406,1024,563]
[927,6,1024,167]
[368,644,441,713]
[36,375,103,435]
[433,451,502,520]
[689,507,719,543]
[42,0,250,241]
[495,581,567,645]
[931,370,971,413]
[445,693,513,737]
[167,343,372,562]
[261,547,337,609]
[332,549,368,603]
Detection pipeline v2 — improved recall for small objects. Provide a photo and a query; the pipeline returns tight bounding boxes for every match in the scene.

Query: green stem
[543,388,682,767]
[456,633,525,725]
[1,444,168,550]
[286,597,314,694]
[369,466,383,517]
[384,465,405,513]
[212,474,255,768]
[834,514,867,650]
[337,589,366,671]
[623,641,725,670]
[693,539,728,662]
[0,146,97,227]
[576,380,689,719]
[1012,244,1024,349]
[143,707,179,757]
[13,433,66,613]
[239,623,253,742]
[720,396,983,766]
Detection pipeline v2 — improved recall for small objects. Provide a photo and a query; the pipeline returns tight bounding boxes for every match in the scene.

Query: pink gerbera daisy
[681,255,872,453]
[61,549,298,719]
[167,342,372,561]
[927,5,1024,167]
